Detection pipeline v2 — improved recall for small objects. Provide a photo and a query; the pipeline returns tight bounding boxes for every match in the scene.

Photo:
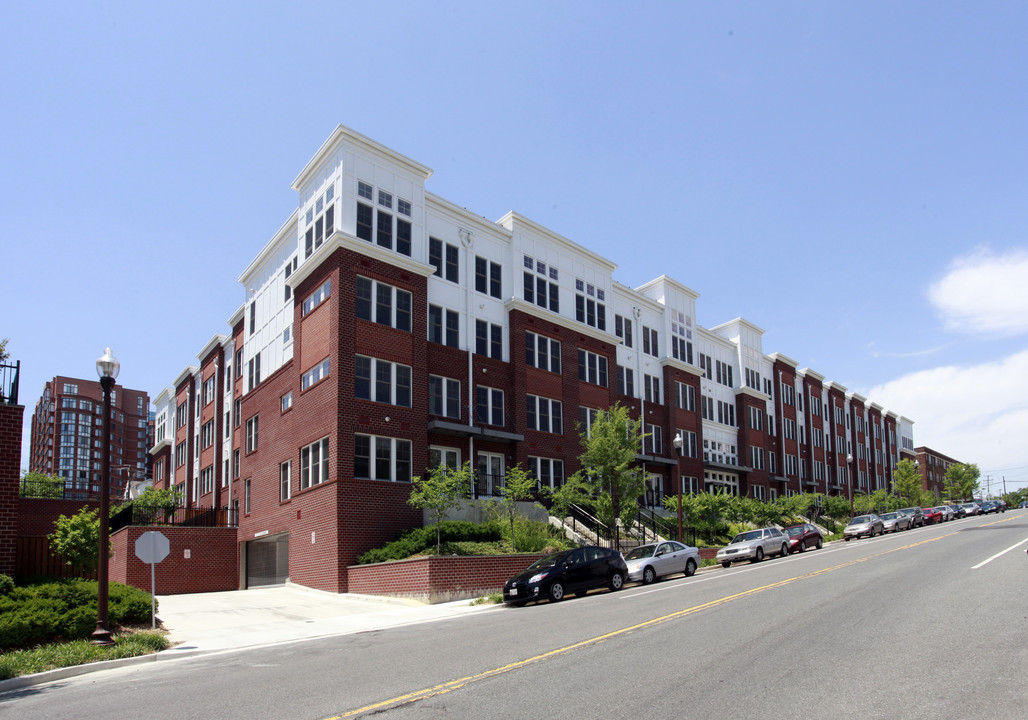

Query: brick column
[0,403,25,577]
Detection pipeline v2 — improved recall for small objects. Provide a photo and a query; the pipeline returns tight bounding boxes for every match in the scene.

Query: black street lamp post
[847,453,855,519]
[92,347,119,646]
[672,432,684,542]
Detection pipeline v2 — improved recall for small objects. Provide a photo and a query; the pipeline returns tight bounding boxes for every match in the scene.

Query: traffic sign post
[134,531,170,629]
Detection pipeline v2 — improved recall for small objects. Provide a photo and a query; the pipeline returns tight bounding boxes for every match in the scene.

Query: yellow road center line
[324,532,955,719]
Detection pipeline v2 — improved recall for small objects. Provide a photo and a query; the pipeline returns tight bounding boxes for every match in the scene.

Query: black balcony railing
[110,504,237,533]
[0,360,19,405]
[18,477,68,499]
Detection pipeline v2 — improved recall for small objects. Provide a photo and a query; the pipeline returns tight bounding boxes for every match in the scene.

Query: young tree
[892,459,923,506]
[943,463,980,502]
[407,462,472,555]
[49,507,102,574]
[19,471,65,499]
[547,469,594,521]
[577,403,646,531]
[0,337,9,362]
[498,464,536,552]
[132,485,185,522]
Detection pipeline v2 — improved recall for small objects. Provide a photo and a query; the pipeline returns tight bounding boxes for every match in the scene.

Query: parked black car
[503,546,628,605]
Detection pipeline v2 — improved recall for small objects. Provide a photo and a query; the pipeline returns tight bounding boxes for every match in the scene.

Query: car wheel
[781,543,789,557]
[548,580,565,603]
[722,561,732,569]
[642,566,656,585]
[816,536,823,549]
[753,547,764,563]
[798,542,805,553]
[608,572,624,592]
[685,558,697,577]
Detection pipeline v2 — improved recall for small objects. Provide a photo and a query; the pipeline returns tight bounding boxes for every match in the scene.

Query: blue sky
[3,1,1026,492]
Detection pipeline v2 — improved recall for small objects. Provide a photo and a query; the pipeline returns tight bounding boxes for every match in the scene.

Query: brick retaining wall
[110,526,239,594]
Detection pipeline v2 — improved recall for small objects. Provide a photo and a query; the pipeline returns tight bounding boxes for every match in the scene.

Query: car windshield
[731,530,763,544]
[785,527,803,536]
[851,516,872,524]
[526,551,568,571]
[624,545,656,561]
[881,513,897,520]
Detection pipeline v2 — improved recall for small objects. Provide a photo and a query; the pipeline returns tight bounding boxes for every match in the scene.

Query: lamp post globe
[92,347,119,646]
[672,433,684,542]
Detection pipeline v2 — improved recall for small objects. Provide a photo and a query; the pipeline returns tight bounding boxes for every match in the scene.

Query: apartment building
[914,446,961,497]
[150,125,917,592]
[29,376,150,499]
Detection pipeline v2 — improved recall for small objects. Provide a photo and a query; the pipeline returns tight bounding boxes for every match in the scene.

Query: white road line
[971,537,1028,569]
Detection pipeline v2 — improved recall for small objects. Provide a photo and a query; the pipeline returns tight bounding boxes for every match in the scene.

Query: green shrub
[0,574,14,596]
[358,520,505,564]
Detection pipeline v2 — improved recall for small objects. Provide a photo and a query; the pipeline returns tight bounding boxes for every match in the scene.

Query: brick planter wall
[0,403,24,577]
[110,526,239,595]
[347,554,545,604]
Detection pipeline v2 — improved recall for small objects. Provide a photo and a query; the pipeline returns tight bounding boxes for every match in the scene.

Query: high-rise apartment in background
[29,376,150,499]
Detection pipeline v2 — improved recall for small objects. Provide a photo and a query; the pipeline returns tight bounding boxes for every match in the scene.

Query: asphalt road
[4,510,1027,719]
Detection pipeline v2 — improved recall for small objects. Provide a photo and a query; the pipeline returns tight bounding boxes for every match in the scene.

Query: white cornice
[611,282,665,315]
[847,392,868,404]
[710,316,764,336]
[735,385,768,401]
[196,334,229,364]
[173,366,199,389]
[239,211,298,285]
[636,275,701,303]
[498,211,618,272]
[149,438,171,455]
[427,192,512,239]
[661,357,703,377]
[695,325,737,352]
[227,304,245,328]
[288,231,436,290]
[505,298,619,345]
[799,368,825,383]
[292,124,432,191]
[153,387,174,406]
[768,352,799,369]
[824,381,848,394]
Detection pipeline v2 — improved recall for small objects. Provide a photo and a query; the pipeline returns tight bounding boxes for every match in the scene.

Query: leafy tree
[943,463,980,502]
[497,464,536,552]
[19,471,64,499]
[892,459,923,507]
[131,486,184,522]
[48,507,103,574]
[547,469,593,521]
[576,403,646,531]
[0,337,9,362]
[821,494,851,532]
[407,462,472,555]
[665,491,735,545]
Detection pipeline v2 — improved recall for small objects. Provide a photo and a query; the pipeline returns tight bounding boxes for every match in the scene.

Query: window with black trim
[527,395,563,434]
[301,437,329,489]
[356,276,411,331]
[429,376,460,418]
[525,331,561,373]
[615,314,633,348]
[522,255,559,312]
[430,238,459,283]
[355,181,411,256]
[475,256,502,298]
[428,305,459,347]
[577,349,608,387]
[475,386,504,426]
[355,356,411,407]
[475,320,502,359]
[354,434,411,482]
[574,280,606,330]
[304,185,335,259]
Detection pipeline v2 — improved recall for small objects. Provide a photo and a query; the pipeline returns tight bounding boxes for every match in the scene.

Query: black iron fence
[18,477,68,499]
[109,504,237,533]
[1,360,19,405]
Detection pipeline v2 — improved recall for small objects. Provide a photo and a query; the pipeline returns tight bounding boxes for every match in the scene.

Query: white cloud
[928,248,1028,336]
[869,348,1028,474]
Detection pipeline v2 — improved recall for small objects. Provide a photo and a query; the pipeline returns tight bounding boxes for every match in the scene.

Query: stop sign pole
[134,531,170,629]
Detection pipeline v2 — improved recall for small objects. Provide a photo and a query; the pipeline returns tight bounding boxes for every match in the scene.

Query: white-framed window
[644,374,660,404]
[475,320,503,359]
[354,434,412,483]
[577,349,608,387]
[302,358,331,391]
[244,478,251,514]
[526,332,561,373]
[751,447,765,470]
[717,401,736,427]
[752,484,767,501]
[618,367,635,397]
[749,406,763,431]
[476,386,504,426]
[356,276,411,331]
[302,280,331,316]
[645,424,662,455]
[246,415,258,453]
[201,420,214,449]
[574,280,606,330]
[675,382,695,412]
[356,181,411,256]
[199,465,213,495]
[281,391,293,412]
[202,376,216,406]
[429,237,459,283]
[527,395,563,434]
[784,418,796,440]
[642,327,659,357]
[429,376,460,419]
[280,460,291,501]
[522,255,559,312]
[303,184,335,259]
[429,446,460,470]
[614,314,633,348]
[355,356,410,406]
[676,429,698,458]
[579,406,599,437]
[300,437,329,489]
[527,456,565,490]
[428,305,459,347]
[63,383,79,395]
[475,256,502,299]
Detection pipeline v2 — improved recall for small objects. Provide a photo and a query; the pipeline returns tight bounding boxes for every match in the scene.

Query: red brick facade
[109,526,238,594]
[0,402,24,576]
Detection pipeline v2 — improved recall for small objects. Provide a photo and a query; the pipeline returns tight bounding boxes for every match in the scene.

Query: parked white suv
[717,527,790,568]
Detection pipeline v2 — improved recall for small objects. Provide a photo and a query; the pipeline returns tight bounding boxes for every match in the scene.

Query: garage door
[246,534,289,587]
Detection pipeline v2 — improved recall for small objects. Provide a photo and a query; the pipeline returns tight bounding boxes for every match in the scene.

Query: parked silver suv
[897,507,924,527]
[717,527,790,568]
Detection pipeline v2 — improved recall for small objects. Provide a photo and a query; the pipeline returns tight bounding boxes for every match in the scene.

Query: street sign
[135,531,170,564]
[134,531,170,629]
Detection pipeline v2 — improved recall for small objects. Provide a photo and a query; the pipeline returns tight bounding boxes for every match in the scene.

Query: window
[781,382,796,406]
[525,332,561,373]
[354,434,412,482]
[175,401,188,428]
[522,256,559,312]
[644,374,660,404]
[677,429,698,458]
[578,407,599,437]
[280,460,291,501]
[429,376,460,418]
[717,401,736,427]
[575,281,606,330]
[675,382,696,412]
[670,311,692,363]
[234,399,241,428]
[749,406,763,431]
[714,360,734,388]
[63,383,78,395]
[202,376,216,406]
[249,301,256,335]
[281,391,293,412]
[244,478,251,514]
[428,304,459,347]
[302,280,331,315]
[642,327,659,357]
[355,356,411,406]
[199,465,213,495]
[429,446,459,470]
[701,395,714,421]
[577,349,608,387]
[475,256,502,298]
[671,337,692,364]
[245,415,258,453]
[751,447,765,471]
[429,238,459,283]
[645,424,662,455]
[784,418,796,440]
[303,185,335,259]
[476,386,504,426]
[752,484,767,501]
[233,449,240,479]
[300,437,329,489]
[526,395,563,434]
[614,314,634,348]
[356,181,411,256]
[201,420,214,449]
[248,353,261,390]
[475,320,503,359]
[356,276,411,331]
[527,457,565,490]
[618,367,635,397]
[301,358,331,391]
[175,443,187,467]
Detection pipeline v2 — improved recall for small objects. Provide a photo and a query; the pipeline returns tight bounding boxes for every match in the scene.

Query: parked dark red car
[783,523,823,553]
[921,507,942,524]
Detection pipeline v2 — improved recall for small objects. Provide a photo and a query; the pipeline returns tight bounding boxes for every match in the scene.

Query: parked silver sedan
[844,514,885,540]
[879,511,911,533]
[624,541,700,584]
[716,527,790,568]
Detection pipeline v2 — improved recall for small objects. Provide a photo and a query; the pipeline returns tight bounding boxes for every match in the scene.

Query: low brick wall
[110,526,239,595]
[347,554,545,604]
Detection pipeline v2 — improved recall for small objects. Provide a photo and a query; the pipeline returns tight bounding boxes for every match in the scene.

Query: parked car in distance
[960,502,981,516]
[624,541,700,584]
[879,511,911,533]
[949,504,965,519]
[934,506,954,522]
[716,527,790,567]
[1019,501,1028,509]
[784,523,823,552]
[503,546,627,605]
[844,514,884,540]
[922,507,943,524]
[898,507,924,527]
[979,500,1003,514]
